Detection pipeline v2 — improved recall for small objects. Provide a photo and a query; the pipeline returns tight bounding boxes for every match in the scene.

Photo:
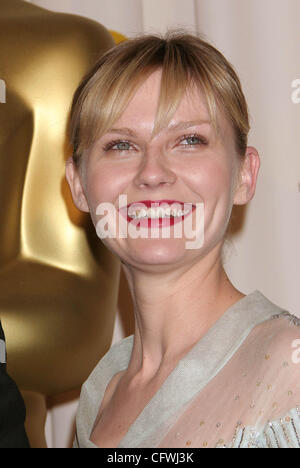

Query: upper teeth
[128,206,191,219]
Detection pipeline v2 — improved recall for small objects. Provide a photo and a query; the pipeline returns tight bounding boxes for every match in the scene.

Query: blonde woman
[66,32,300,448]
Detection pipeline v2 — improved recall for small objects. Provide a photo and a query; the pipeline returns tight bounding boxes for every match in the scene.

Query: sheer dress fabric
[74,290,300,448]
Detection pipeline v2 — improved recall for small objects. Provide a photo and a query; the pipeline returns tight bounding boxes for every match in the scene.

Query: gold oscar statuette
[0,0,122,447]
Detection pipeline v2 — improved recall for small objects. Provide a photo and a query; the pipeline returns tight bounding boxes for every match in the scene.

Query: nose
[133,148,177,190]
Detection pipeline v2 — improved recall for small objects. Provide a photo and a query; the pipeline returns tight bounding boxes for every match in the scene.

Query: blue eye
[180,134,208,146]
[184,136,200,145]
[103,140,133,152]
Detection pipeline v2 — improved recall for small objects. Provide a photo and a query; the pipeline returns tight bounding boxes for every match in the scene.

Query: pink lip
[118,199,196,228]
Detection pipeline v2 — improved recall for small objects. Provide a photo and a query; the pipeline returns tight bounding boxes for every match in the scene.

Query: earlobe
[65,157,90,213]
[233,147,260,205]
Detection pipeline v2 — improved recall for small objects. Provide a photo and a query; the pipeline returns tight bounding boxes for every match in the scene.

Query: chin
[127,237,187,266]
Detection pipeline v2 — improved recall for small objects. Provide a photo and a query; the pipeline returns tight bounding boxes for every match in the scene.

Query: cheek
[188,159,236,243]
[188,159,233,200]
[85,164,129,220]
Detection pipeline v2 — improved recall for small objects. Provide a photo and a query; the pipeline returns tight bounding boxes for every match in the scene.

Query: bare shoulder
[265,312,300,349]
[238,310,300,383]
[254,312,300,397]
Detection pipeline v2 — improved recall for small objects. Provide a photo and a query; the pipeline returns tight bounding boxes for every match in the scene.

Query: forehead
[116,70,210,126]
[109,69,232,143]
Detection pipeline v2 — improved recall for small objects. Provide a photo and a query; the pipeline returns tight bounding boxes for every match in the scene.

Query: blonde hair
[69,30,250,166]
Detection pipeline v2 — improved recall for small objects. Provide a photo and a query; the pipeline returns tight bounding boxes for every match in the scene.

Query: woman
[66,31,299,448]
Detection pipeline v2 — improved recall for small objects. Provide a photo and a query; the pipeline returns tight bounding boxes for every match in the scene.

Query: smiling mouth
[119,199,196,227]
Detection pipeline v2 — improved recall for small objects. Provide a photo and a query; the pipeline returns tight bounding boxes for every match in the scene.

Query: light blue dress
[74,290,300,448]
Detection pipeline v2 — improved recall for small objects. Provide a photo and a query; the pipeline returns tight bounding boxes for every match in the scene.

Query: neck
[122,243,244,381]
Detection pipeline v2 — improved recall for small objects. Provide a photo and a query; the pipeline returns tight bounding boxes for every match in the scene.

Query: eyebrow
[106,120,212,138]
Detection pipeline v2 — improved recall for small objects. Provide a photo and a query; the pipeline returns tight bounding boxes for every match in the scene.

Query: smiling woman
[65,31,300,448]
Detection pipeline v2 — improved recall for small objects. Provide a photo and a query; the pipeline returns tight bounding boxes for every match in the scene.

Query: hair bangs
[70,31,250,166]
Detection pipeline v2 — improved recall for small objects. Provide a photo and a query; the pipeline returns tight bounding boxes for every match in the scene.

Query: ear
[65,156,90,212]
[233,146,260,205]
